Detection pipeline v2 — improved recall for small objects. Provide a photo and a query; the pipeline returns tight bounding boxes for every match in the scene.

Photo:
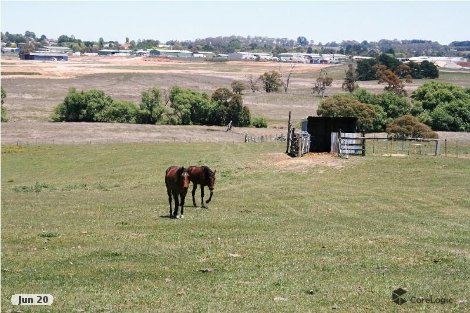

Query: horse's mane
[203,166,214,178]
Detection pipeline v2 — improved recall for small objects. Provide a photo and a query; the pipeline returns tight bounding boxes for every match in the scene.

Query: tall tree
[342,64,359,93]
[313,69,333,97]
[374,64,410,96]
[259,70,283,93]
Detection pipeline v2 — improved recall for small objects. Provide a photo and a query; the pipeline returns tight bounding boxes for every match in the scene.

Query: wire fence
[365,137,470,158]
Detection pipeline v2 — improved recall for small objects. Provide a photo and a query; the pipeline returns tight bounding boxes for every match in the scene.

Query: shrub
[251,116,268,128]
[211,88,251,127]
[1,86,7,122]
[1,106,7,122]
[51,88,114,122]
[259,70,283,93]
[169,86,213,125]
[317,94,378,132]
[231,80,246,94]
[386,115,438,139]
[411,82,470,131]
[138,87,167,124]
[95,100,138,123]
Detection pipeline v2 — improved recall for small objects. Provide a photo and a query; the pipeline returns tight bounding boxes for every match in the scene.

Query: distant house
[97,49,132,56]
[149,49,193,58]
[20,53,68,61]
[228,52,257,60]
[38,46,73,54]
[1,47,20,55]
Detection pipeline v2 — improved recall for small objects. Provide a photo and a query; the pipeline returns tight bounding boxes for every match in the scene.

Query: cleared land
[1,56,470,312]
[3,56,470,143]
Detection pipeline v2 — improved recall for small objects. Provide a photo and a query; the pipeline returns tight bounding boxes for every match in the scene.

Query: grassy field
[2,143,469,312]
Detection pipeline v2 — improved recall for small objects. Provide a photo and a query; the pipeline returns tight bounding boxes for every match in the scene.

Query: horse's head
[206,169,216,204]
[181,168,190,189]
[207,169,216,191]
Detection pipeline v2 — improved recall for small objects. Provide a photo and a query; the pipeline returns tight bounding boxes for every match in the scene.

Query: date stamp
[11,294,53,306]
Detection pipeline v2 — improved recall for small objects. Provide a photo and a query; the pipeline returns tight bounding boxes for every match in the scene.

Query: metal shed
[20,53,68,61]
[301,117,358,152]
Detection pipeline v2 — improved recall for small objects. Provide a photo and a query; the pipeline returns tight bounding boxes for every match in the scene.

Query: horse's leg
[180,190,187,219]
[192,183,197,207]
[167,188,173,217]
[173,190,180,218]
[200,186,206,208]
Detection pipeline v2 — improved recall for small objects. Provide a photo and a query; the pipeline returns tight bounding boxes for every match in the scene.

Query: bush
[95,100,138,123]
[353,89,411,120]
[211,88,251,127]
[317,94,378,132]
[231,80,246,94]
[169,86,213,125]
[51,88,115,122]
[1,86,7,122]
[251,116,268,128]
[411,82,470,131]
[138,87,167,124]
[386,115,438,139]
[356,58,378,81]
[259,70,283,93]
[1,106,8,122]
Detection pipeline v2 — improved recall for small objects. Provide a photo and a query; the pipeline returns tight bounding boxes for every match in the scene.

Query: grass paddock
[1,143,469,312]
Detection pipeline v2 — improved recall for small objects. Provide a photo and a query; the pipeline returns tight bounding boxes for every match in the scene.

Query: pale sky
[1,1,469,45]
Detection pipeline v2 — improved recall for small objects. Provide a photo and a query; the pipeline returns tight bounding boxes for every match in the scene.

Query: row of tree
[51,86,259,127]
[2,31,469,58]
[317,82,470,134]
[356,53,439,81]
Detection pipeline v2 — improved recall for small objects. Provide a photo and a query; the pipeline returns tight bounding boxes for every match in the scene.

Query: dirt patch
[0,121,284,144]
[265,152,349,172]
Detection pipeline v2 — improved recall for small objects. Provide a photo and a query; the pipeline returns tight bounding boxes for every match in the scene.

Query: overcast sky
[1,1,469,45]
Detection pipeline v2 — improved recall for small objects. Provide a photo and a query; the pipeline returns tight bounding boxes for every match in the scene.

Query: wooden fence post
[286,111,291,154]
[361,131,366,156]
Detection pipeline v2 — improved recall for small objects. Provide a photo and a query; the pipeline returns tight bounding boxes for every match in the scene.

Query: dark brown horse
[187,166,216,208]
[165,166,190,219]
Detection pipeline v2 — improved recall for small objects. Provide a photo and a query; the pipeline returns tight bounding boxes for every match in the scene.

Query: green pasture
[1,143,469,312]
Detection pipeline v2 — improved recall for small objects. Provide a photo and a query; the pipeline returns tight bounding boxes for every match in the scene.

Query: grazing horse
[187,166,216,208]
[165,166,190,219]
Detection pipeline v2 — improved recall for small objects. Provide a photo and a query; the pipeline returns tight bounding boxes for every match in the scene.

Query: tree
[317,94,378,131]
[386,115,438,139]
[1,86,6,105]
[259,70,283,93]
[50,88,139,123]
[169,87,213,125]
[138,87,167,124]
[280,63,296,93]
[313,69,333,97]
[420,60,439,79]
[1,86,8,122]
[95,100,138,123]
[247,75,260,93]
[296,36,308,47]
[342,64,359,93]
[356,58,378,81]
[411,82,470,131]
[251,116,268,128]
[211,88,251,127]
[231,80,246,94]
[374,64,410,96]
[378,53,400,71]
[394,64,412,81]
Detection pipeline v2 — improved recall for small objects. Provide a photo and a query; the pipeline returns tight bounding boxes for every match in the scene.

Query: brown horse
[165,166,190,219]
[187,166,216,208]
